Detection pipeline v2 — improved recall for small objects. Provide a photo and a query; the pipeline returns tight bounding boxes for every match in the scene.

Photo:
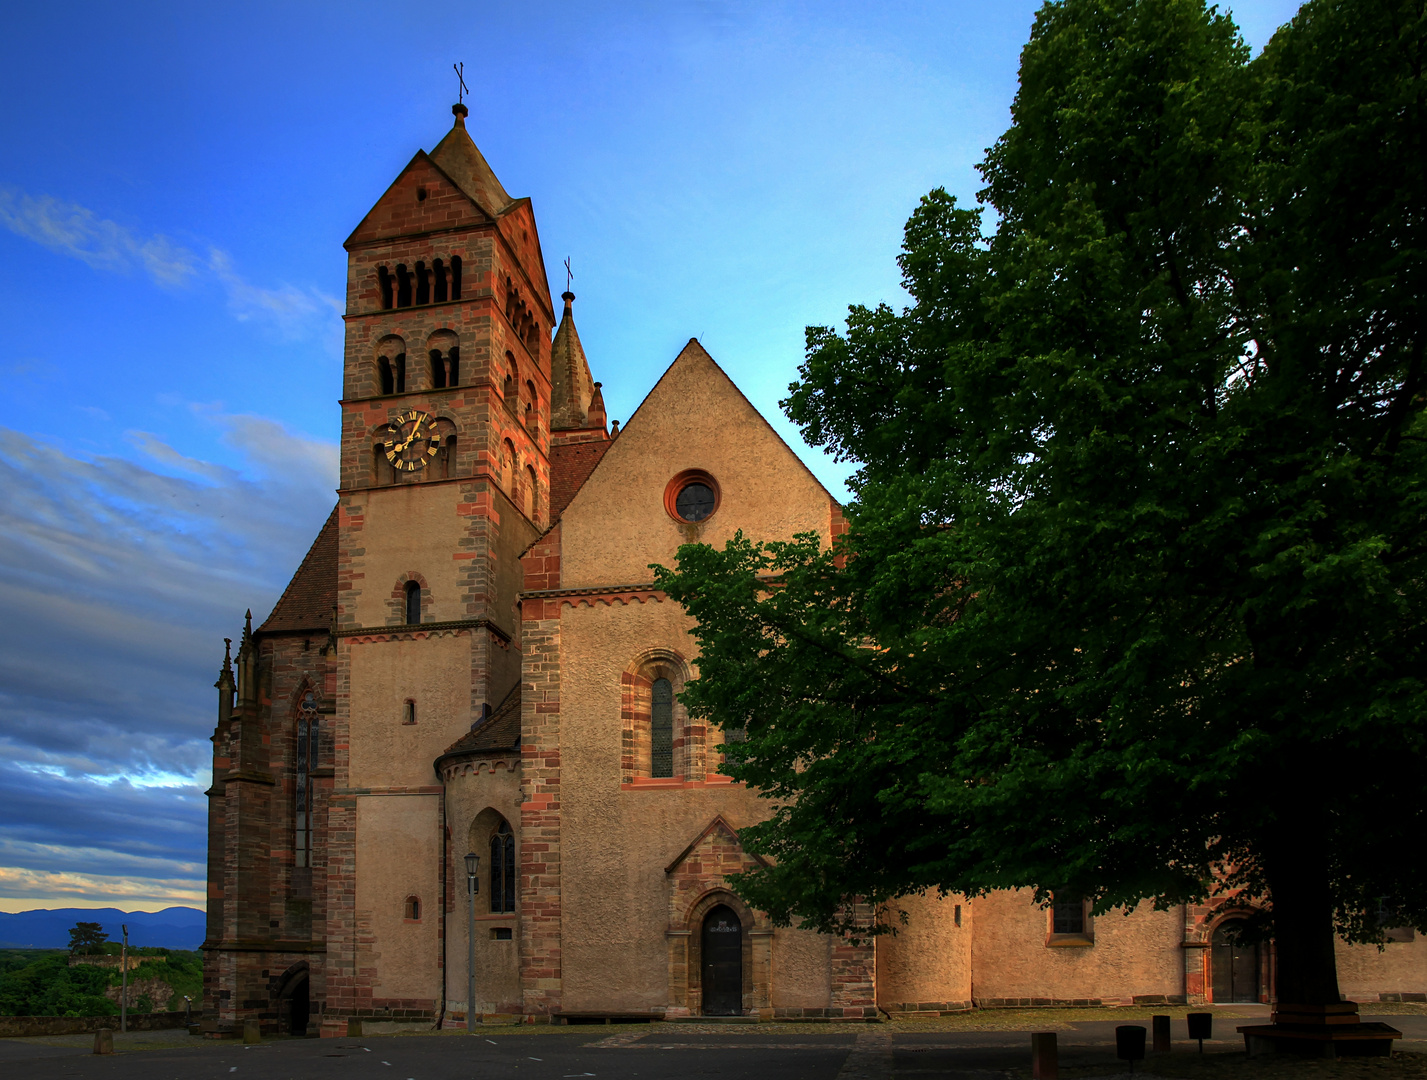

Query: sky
[0,0,1303,913]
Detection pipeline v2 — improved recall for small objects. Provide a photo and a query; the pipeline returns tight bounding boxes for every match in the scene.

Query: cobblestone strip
[583,1030,654,1048]
[836,1030,894,1080]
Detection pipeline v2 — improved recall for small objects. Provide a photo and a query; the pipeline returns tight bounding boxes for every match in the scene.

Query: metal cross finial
[454,62,468,104]
[564,257,574,292]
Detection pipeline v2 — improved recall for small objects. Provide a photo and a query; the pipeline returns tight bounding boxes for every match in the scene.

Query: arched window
[447,346,460,386]
[502,439,516,490]
[432,258,448,303]
[378,356,394,396]
[404,581,421,625]
[651,678,674,778]
[395,264,412,308]
[524,465,537,520]
[404,895,421,921]
[449,255,463,300]
[489,821,516,913]
[295,691,320,867]
[377,265,394,310]
[430,349,446,389]
[525,380,537,430]
[503,353,518,404]
[439,435,456,480]
[414,261,431,306]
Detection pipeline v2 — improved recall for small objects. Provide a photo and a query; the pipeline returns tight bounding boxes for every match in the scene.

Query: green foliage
[0,952,117,1017]
[655,0,1425,1004]
[67,922,108,954]
[128,951,203,1009]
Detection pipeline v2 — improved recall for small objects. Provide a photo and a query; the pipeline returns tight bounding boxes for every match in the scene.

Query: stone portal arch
[273,961,310,1036]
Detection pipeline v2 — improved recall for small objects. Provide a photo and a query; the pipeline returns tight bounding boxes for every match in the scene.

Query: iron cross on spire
[454,62,468,104]
[564,257,574,293]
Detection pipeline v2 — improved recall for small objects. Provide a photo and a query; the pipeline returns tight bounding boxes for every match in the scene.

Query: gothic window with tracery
[489,821,516,913]
[295,691,320,867]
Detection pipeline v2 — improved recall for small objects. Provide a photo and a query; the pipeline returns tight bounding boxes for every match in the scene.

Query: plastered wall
[878,891,973,1009]
[971,890,1184,1004]
[348,634,474,790]
[354,794,442,1001]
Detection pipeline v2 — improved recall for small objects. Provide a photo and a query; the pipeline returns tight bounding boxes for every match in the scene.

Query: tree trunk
[1264,832,1342,1007]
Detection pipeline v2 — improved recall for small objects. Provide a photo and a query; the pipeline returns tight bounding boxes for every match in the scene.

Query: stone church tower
[203,104,605,1032]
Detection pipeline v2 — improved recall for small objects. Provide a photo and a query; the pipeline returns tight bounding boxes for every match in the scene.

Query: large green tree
[655,0,1425,1007]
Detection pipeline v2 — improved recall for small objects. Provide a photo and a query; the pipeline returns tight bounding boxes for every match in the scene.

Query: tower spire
[550,290,598,432]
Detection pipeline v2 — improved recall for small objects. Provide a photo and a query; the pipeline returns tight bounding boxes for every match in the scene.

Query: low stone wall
[0,1012,190,1038]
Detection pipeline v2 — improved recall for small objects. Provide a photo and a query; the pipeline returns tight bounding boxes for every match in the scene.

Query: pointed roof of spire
[429,104,513,219]
[550,291,596,430]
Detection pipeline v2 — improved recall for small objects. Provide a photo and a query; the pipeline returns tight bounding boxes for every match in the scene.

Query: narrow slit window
[430,350,446,389]
[402,699,416,725]
[651,678,674,778]
[449,255,462,300]
[432,258,448,303]
[414,261,430,305]
[377,266,394,310]
[404,581,421,624]
[378,357,394,396]
[395,264,412,308]
[404,896,421,921]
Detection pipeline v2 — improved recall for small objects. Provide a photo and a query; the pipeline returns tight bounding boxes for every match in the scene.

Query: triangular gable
[344,152,493,248]
[560,338,840,528]
[496,198,555,321]
[664,814,770,875]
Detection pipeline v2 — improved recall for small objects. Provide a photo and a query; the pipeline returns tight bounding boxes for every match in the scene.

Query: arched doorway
[277,969,310,1035]
[1211,920,1260,1003]
[701,905,743,1015]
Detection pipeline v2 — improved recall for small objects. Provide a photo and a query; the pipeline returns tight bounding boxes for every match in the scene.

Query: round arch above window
[665,470,720,525]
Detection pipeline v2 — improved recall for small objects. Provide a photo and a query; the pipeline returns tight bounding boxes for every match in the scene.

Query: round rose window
[665,470,720,524]
[675,482,716,522]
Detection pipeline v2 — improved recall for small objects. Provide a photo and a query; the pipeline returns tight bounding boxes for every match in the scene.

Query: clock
[383,410,440,472]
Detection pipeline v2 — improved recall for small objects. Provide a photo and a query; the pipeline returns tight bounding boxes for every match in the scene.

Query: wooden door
[1211,920,1259,1002]
[701,905,743,1015]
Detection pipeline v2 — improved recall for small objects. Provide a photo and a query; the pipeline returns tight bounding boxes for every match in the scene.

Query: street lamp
[120,924,129,1034]
[464,852,480,1030]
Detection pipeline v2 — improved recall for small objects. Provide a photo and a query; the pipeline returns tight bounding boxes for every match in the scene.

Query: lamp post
[120,924,129,1034]
[464,852,480,1030]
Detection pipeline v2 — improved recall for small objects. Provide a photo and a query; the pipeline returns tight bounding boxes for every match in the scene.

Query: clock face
[383,410,440,472]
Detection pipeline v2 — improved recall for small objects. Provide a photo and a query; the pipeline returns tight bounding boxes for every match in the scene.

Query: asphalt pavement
[0,1009,1422,1080]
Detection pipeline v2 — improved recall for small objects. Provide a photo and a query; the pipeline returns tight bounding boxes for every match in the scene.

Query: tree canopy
[67,922,108,954]
[654,0,1425,1006]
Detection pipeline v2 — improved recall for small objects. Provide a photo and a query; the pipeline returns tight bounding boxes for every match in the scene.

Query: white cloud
[0,415,336,908]
[0,186,340,342]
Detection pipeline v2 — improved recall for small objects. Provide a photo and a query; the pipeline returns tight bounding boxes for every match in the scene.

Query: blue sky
[0,0,1301,911]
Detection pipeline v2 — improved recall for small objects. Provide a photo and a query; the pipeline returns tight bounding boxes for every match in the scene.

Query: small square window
[490,927,513,941]
[1047,893,1093,946]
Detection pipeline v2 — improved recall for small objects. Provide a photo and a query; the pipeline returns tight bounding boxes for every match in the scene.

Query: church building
[202,106,1427,1035]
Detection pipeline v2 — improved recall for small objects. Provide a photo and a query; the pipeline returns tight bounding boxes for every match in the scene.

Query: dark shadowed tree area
[654,0,1425,1007]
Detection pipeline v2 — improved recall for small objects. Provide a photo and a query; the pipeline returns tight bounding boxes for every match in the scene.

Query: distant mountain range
[0,907,205,950]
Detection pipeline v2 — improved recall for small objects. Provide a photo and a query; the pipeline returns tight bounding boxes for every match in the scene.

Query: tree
[655,0,1426,1008]
[67,922,109,955]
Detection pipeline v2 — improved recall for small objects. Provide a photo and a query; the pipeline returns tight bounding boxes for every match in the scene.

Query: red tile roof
[258,507,338,634]
[549,439,611,520]
[438,681,521,758]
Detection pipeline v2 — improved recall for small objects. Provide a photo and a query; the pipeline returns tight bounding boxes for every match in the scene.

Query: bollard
[1116,1025,1147,1073]
[93,1028,114,1055]
[1152,1014,1171,1053]
[242,1018,261,1044]
[1186,1012,1212,1053]
[1031,1031,1058,1080]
